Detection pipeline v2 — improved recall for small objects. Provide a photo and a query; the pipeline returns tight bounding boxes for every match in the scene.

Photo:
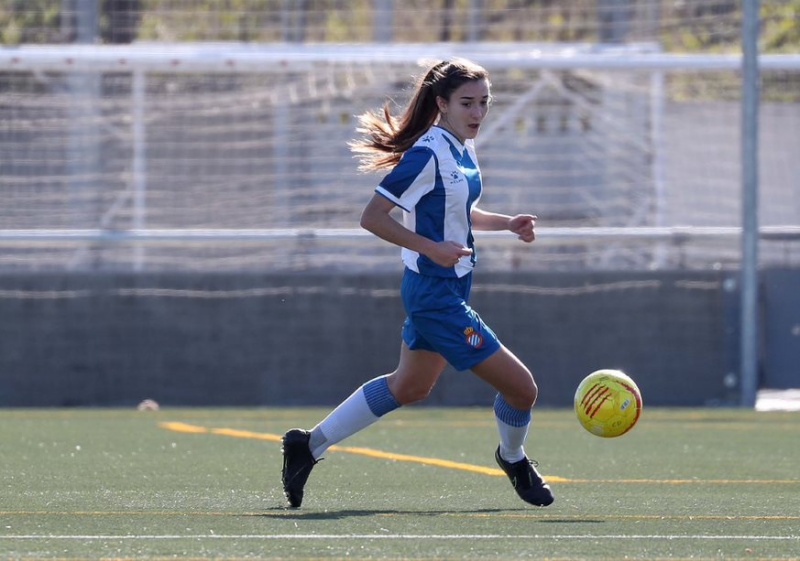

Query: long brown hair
[349,58,490,172]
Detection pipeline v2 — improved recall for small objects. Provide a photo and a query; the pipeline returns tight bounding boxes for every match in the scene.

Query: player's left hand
[508,214,536,243]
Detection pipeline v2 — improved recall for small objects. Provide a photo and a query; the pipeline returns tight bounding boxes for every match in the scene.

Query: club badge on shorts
[464,326,484,348]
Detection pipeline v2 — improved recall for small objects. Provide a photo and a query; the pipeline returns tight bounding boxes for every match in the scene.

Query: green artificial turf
[1,407,798,560]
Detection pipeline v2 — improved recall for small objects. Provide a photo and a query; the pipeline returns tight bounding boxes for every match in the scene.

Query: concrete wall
[0,271,740,408]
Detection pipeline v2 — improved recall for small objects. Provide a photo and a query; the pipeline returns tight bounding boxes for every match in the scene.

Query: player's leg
[386,342,448,405]
[471,347,554,507]
[471,345,537,411]
[281,342,446,508]
[471,346,536,460]
[309,342,446,458]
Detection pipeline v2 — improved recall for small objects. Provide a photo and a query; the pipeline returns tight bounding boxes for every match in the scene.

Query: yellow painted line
[211,427,281,442]
[160,422,209,434]
[326,443,515,478]
[158,422,800,486]
[159,422,532,479]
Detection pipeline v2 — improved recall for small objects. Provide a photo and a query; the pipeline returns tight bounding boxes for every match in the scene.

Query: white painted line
[1,534,798,541]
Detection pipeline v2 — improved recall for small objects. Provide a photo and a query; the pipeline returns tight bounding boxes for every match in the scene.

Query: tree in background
[0,0,61,44]
[0,0,140,44]
[101,0,141,44]
[762,0,800,52]
[0,0,798,51]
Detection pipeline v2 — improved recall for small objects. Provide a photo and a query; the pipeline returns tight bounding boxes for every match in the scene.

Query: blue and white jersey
[375,126,482,278]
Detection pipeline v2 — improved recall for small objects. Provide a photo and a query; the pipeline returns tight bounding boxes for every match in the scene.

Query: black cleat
[281,429,318,508]
[495,446,554,507]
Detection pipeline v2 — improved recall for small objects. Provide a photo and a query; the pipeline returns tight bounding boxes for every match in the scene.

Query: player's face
[437,78,491,144]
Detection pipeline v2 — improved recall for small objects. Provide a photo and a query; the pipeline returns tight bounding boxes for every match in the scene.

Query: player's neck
[435,121,465,145]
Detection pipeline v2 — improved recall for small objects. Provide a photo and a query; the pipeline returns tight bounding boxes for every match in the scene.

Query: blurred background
[0,1,798,408]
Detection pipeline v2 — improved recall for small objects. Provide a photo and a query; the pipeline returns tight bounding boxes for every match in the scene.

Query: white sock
[309,375,400,459]
[494,393,531,463]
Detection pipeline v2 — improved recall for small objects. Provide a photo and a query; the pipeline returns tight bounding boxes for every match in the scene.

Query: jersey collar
[433,125,466,156]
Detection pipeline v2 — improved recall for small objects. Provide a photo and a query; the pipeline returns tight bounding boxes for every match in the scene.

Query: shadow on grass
[254,507,606,522]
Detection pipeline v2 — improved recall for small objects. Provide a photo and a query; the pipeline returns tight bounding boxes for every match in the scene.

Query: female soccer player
[281,58,553,508]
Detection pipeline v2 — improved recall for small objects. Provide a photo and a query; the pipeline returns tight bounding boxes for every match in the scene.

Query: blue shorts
[400,268,501,371]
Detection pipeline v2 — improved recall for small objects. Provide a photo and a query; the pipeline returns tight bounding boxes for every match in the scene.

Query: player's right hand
[428,241,473,268]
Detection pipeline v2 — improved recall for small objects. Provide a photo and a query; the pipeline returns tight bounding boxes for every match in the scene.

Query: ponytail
[350,58,490,172]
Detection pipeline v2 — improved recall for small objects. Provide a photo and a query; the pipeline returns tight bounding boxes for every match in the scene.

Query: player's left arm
[471,207,536,243]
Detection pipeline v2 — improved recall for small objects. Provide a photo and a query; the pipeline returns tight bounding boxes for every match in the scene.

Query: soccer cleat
[494,446,554,507]
[281,428,318,508]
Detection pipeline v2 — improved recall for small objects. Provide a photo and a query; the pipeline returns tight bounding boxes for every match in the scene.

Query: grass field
[1,407,799,560]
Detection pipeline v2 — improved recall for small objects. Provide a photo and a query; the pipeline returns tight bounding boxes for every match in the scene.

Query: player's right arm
[360,194,472,267]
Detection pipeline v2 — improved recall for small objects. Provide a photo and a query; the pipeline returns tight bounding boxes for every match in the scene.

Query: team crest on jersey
[464,327,484,348]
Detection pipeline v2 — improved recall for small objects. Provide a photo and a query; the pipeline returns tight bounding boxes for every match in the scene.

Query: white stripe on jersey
[375,126,482,278]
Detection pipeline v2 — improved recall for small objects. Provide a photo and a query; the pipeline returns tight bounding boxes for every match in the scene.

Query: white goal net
[1,43,799,272]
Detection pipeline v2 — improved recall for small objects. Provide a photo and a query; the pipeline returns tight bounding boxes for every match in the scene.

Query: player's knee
[392,382,433,405]
[526,380,539,407]
[521,368,539,407]
[504,380,538,410]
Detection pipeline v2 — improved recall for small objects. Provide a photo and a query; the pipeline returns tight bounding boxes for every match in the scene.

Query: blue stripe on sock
[363,376,401,417]
[494,394,531,427]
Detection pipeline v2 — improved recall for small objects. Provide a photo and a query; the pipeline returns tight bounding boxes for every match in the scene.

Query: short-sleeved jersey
[375,126,482,278]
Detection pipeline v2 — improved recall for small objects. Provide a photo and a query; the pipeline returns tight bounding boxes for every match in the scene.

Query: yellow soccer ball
[574,369,642,438]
